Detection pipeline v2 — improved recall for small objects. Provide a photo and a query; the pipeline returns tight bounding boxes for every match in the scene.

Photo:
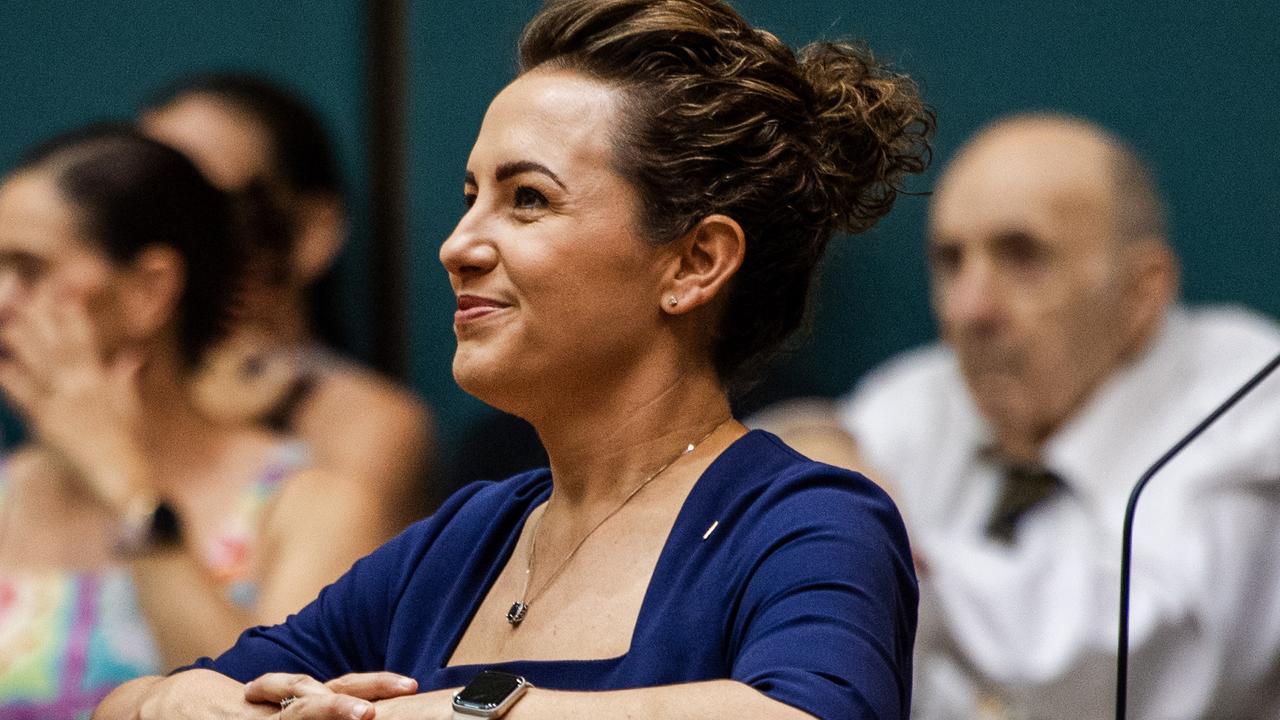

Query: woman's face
[0,171,121,365]
[440,69,671,413]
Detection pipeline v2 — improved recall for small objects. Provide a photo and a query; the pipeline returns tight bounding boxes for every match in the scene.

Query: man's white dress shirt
[841,306,1280,720]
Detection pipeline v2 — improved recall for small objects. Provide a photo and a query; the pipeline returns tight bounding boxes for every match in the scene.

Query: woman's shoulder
[305,356,433,433]
[720,430,894,501]
[390,468,551,550]
[433,468,549,526]
[707,430,908,544]
[340,469,551,590]
[291,358,434,491]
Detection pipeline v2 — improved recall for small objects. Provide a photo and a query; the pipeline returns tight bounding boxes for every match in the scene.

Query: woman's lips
[454,295,511,325]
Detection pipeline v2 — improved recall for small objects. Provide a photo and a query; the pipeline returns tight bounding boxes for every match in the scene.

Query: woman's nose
[439,210,499,280]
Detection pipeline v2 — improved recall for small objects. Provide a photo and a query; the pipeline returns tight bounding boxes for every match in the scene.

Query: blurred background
[3,0,1277,473]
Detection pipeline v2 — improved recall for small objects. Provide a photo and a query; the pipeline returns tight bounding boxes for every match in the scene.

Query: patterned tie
[984,460,1065,544]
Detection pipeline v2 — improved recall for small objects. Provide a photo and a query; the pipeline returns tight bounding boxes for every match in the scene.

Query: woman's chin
[452,350,517,407]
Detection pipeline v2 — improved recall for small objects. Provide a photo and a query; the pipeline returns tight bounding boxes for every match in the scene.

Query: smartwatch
[452,670,532,719]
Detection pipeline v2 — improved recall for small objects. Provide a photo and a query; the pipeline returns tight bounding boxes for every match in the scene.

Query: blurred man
[767,114,1280,719]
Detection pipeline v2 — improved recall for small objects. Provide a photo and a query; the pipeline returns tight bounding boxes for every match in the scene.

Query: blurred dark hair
[521,0,934,387]
[142,72,349,350]
[143,72,341,197]
[12,123,247,367]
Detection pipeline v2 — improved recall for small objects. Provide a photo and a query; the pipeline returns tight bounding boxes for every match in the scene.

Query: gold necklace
[506,416,732,626]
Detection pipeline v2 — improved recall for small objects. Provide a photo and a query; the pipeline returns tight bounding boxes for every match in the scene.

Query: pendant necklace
[507,416,732,626]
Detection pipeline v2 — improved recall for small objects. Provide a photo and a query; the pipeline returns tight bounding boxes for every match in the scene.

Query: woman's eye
[463,191,477,209]
[513,186,548,210]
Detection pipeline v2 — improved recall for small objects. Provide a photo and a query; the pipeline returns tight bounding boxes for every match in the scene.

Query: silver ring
[280,696,299,710]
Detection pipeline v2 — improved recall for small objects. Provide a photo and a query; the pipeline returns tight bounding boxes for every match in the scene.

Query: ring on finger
[280,696,299,710]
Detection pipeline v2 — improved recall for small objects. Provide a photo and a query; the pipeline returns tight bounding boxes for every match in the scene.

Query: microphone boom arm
[1116,350,1280,720]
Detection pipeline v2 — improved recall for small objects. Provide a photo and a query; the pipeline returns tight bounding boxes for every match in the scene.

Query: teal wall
[2,2,1277,452]
[407,0,543,450]
[0,0,373,360]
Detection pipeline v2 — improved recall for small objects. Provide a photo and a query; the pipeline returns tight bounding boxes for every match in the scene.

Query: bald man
[764,114,1280,719]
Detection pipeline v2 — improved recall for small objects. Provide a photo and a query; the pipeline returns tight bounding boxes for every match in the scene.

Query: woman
[139,74,434,520]
[98,0,933,717]
[0,127,397,717]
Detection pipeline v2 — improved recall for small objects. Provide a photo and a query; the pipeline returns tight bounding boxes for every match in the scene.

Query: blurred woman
[140,74,433,522]
[99,1,934,718]
[0,127,398,717]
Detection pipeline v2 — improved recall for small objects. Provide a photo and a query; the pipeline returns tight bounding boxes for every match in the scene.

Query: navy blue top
[187,431,917,719]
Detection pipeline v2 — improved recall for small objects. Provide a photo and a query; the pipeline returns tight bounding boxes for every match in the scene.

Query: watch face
[454,670,525,710]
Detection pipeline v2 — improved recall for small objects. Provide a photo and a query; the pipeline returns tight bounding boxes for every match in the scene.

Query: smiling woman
[96,1,933,719]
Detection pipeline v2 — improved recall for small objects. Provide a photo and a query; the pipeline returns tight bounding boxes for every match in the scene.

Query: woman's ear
[661,214,745,314]
[119,245,185,338]
[290,194,346,285]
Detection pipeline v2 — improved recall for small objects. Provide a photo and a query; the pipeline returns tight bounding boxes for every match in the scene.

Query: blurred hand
[0,289,148,512]
[244,672,421,720]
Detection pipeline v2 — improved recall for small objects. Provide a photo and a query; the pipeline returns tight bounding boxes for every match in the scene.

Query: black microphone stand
[1116,351,1280,720]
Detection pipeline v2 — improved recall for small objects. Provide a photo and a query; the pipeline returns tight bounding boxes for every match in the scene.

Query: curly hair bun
[799,40,934,235]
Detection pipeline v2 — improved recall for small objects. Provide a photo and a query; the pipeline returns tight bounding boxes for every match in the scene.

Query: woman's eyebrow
[495,160,567,190]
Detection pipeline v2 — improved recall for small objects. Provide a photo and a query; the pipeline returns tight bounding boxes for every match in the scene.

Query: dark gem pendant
[507,601,529,626]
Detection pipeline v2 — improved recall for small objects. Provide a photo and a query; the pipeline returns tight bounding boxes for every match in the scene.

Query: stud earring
[667,295,679,308]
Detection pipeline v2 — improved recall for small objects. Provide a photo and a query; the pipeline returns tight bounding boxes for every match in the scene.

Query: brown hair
[520,0,934,383]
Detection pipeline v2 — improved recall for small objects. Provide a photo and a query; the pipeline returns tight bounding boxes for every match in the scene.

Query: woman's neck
[531,360,737,510]
[134,350,240,493]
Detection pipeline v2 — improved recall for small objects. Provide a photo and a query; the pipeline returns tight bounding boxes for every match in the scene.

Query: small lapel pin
[702,520,720,540]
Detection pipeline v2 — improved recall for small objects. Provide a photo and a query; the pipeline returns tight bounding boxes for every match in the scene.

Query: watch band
[114,496,183,557]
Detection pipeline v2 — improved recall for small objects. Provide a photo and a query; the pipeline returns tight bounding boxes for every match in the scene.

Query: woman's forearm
[100,675,821,720]
[502,680,816,720]
[93,671,273,720]
[130,550,257,669]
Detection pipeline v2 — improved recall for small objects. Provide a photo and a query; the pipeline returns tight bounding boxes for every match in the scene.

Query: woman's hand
[243,672,421,720]
[0,290,150,512]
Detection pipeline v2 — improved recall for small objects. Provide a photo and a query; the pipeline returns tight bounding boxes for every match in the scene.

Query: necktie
[984,461,1064,544]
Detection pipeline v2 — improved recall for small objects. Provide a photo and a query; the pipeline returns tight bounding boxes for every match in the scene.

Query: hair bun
[800,41,934,234]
